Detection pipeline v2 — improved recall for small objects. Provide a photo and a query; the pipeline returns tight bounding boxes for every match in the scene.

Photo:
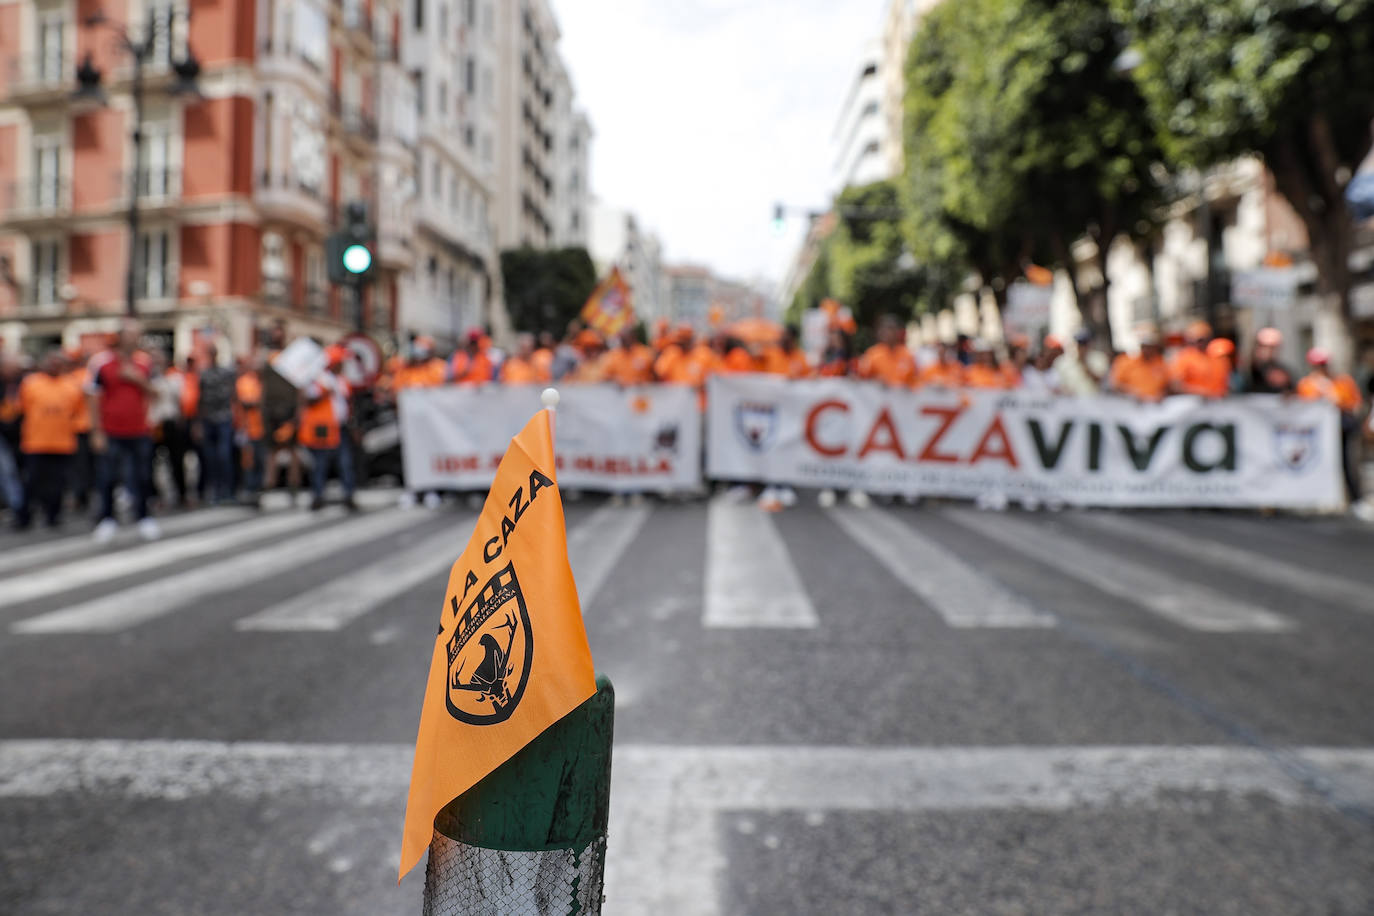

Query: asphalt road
[1,489,1373,915]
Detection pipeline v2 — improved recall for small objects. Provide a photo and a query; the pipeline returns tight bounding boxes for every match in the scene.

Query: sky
[552,0,889,290]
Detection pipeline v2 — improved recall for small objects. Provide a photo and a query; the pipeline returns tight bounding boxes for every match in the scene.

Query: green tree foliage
[499,247,599,336]
[1113,0,1374,343]
[903,0,1165,344]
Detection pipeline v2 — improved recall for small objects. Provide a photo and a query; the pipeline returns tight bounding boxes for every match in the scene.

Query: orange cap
[1206,338,1235,358]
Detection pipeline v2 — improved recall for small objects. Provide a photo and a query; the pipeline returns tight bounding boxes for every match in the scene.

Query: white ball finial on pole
[541,387,560,411]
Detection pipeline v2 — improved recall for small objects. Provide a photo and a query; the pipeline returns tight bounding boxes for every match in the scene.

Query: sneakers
[398,491,417,509]
[777,486,798,508]
[92,517,119,544]
[817,488,838,509]
[846,490,871,509]
[724,485,753,504]
[423,492,442,510]
[309,497,326,512]
[137,517,161,541]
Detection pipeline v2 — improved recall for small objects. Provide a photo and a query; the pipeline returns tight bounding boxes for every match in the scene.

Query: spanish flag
[399,406,596,879]
[580,266,636,337]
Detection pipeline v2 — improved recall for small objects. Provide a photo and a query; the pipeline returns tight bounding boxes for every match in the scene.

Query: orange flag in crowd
[580,266,635,337]
[399,407,597,879]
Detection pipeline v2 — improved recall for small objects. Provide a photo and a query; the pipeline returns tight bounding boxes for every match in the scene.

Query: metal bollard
[423,674,615,916]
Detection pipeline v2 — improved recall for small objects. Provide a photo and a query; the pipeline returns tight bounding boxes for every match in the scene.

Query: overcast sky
[553,0,889,289]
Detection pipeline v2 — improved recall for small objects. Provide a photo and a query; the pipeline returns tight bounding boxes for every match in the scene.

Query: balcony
[338,0,375,53]
[115,167,183,214]
[340,105,380,146]
[254,170,328,233]
[14,283,67,318]
[6,54,69,105]
[304,284,328,316]
[2,178,71,229]
[261,276,290,309]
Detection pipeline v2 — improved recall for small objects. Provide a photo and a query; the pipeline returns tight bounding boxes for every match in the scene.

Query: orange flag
[580,266,636,337]
[399,407,596,879]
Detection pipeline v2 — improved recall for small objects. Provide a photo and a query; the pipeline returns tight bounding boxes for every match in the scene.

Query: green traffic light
[343,243,372,275]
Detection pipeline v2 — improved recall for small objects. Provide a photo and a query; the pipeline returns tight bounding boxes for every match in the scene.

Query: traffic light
[327,200,375,285]
[771,203,786,235]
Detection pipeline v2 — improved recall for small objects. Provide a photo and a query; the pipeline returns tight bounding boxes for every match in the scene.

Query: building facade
[588,200,665,326]
[0,0,413,357]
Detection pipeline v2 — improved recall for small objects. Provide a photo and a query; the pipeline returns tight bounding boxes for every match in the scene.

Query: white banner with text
[706,375,1344,508]
[399,384,701,492]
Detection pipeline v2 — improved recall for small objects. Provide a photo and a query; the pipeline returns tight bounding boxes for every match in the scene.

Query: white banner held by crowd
[706,375,1343,509]
[399,384,701,492]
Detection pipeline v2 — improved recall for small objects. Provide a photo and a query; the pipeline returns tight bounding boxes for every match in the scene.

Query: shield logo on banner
[445,562,534,726]
[1273,424,1318,472]
[735,402,778,452]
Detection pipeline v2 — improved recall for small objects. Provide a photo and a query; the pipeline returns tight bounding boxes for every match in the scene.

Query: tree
[903,0,1166,346]
[827,180,931,331]
[1115,0,1374,360]
[499,247,598,336]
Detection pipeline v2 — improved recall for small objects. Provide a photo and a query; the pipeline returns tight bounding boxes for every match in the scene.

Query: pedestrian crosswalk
[2,494,1367,641]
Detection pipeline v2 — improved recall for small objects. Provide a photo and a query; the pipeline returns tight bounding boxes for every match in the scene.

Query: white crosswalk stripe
[12,509,420,634]
[704,497,818,628]
[1069,512,1374,616]
[0,507,251,578]
[567,504,654,608]
[0,509,324,609]
[234,521,472,632]
[943,509,1295,633]
[829,507,1056,628]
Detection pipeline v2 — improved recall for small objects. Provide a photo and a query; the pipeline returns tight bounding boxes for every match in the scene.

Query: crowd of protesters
[0,318,364,538]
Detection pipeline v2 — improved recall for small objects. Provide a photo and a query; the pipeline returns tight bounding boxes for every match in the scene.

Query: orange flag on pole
[580,266,636,337]
[399,404,596,879]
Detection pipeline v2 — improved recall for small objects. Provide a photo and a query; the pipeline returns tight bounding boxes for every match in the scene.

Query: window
[305,247,325,312]
[413,0,423,30]
[292,0,328,70]
[37,11,65,82]
[30,238,61,305]
[464,56,476,96]
[431,159,440,197]
[437,81,447,119]
[569,170,579,192]
[31,133,62,209]
[135,229,172,300]
[449,174,458,211]
[146,0,177,65]
[464,123,475,149]
[438,1,447,37]
[138,120,172,197]
[464,0,476,27]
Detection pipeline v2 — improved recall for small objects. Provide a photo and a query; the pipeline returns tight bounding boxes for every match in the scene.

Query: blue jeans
[309,439,355,502]
[0,437,23,510]
[243,439,267,496]
[97,435,153,522]
[200,419,236,503]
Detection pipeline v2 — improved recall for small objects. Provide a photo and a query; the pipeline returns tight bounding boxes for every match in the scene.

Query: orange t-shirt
[858,343,918,387]
[235,372,266,441]
[499,357,546,385]
[394,359,447,391]
[1297,373,1362,412]
[760,347,811,378]
[176,369,200,419]
[65,367,93,433]
[451,351,493,384]
[963,364,1010,390]
[723,347,757,374]
[531,348,554,381]
[604,344,656,386]
[920,362,964,388]
[1110,354,1171,401]
[1169,347,1229,397]
[19,372,83,455]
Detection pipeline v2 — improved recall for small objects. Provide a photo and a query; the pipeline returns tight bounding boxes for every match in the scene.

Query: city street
[1,492,1372,914]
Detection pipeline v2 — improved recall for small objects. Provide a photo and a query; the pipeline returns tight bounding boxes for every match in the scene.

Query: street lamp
[71,7,201,317]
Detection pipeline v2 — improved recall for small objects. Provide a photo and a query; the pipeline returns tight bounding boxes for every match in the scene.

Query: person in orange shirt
[62,350,95,511]
[722,336,758,374]
[393,339,447,391]
[963,342,1011,389]
[532,332,557,382]
[1168,321,1228,396]
[1109,334,1171,401]
[858,316,919,387]
[235,355,268,505]
[499,334,552,385]
[1203,338,1240,396]
[603,331,656,386]
[565,330,610,382]
[760,326,812,378]
[450,330,494,384]
[920,341,966,388]
[653,326,696,383]
[300,354,355,511]
[817,328,855,377]
[1297,348,1365,502]
[15,349,84,529]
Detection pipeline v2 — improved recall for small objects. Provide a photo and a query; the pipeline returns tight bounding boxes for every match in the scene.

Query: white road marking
[2,739,1371,916]
[704,498,818,628]
[12,510,419,634]
[1070,512,1374,616]
[829,507,1056,628]
[234,521,471,631]
[567,504,653,608]
[944,509,1295,633]
[0,509,324,609]
[0,507,251,578]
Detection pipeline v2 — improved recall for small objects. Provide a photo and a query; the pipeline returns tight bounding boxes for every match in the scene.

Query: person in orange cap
[858,315,918,387]
[568,330,611,383]
[603,329,656,386]
[1168,320,1224,396]
[1298,348,1364,501]
[1204,338,1241,396]
[1109,331,1171,401]
[1246,327,1294,394]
